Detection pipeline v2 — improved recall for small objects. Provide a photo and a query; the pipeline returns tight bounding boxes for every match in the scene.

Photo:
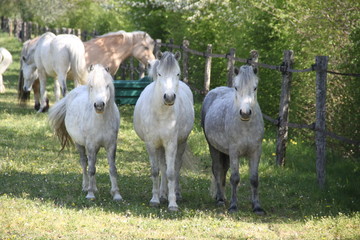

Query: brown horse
[18,30,156,111]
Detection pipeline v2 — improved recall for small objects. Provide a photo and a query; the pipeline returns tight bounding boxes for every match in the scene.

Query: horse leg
[38,71,48,113]
[175,142,187,202]
[85,146,99,200]
[165,140,178,211]
[158,148,168,204]
[209,144,229,206]
[147,144,161,207]
[0,74,5,93]
[229,150,240,213]
[56,74,65,99]
[76,144,89,192]
[249,148,266,215]
[106,143,122,201]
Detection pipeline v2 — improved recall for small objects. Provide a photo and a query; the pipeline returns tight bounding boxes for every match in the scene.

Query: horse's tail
[48,97,73,151]
[68,37,88,86]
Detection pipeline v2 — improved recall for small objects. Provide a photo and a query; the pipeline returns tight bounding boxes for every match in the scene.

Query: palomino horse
[18,30,155,111]
[133,51,194,211]
[48,64,122,201]
[84,30,155,76]
[21,32,88,112]
[201,65,265,215]
[0,47,13,93]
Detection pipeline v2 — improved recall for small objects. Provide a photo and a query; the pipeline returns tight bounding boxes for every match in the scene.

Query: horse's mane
[95,30,152,43]
[233,65,258,93]
[87,64,115,101]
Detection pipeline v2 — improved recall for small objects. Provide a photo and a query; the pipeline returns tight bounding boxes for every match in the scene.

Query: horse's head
[87,64,114,114]
[149,51,181,106]
[21,54,38,92]
[233,65,259,121]
[132,32,156,66]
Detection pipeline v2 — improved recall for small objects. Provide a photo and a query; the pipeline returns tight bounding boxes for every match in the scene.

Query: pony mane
[96,30,153,44]
[148,52,180,81]
[233,65,258,94]
[87,64,115,101]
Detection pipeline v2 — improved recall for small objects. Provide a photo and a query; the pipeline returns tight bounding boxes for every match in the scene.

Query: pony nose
[23,86,30,92]
[240,109,252,121]
[94,102,105,113]
[163,93,176,106]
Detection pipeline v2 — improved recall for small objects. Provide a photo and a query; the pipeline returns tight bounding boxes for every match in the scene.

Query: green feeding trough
[114,76,152,105]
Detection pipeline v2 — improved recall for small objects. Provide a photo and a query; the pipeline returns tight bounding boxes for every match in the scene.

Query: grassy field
[0,32,359,239]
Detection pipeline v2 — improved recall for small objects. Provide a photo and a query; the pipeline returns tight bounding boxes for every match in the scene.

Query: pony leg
[106,144,122,201]
[209,144,229,206]
[165,141,178,211]
[229,150,240,213]
[147,144,161,207]
[0,75,5,93]
[54,77,61,101]
[175,142,187,202]
[38,71,48,113]
[158,148,168,203]
[85,147,99,200]
[249,148,266,215]
[76,144,89,192]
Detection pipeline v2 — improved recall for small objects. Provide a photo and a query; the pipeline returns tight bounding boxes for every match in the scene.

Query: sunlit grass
[1,32,359,239]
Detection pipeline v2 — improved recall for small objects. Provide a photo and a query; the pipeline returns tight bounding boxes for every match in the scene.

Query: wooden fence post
[169,39,174,52]
[227,48,236,87]
[182,40,189,83]
[154,39,161,54]
[204,44,212,94]
[315,56,328,188]
[276,50,294,166]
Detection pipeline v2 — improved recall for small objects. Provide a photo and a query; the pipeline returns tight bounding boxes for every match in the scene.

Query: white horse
[22,32,87,112]
[0,47,13,93]
[48,64,122,201]
[133,51,194,211]
[201,65,265,215]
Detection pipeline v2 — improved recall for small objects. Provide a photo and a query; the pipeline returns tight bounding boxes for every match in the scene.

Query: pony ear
[88,65,94,72]
[234,67,240,75]
[156,51,163,60]
[174,51,181,61]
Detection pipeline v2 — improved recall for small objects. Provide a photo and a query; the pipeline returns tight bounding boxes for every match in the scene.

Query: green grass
[0,32,359,239]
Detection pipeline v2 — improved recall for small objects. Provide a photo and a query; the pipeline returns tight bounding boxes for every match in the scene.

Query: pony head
[87,64,114,114]
[132,32,156,66]
[149,51,181,106]
[233,65,259,121]
[21,52,38,92]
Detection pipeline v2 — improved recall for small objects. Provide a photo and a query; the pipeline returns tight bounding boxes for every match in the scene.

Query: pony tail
[69,37,88,86]
[48,97,73,151]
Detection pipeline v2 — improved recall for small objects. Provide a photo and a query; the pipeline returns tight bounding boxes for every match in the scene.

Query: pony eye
[177,73,180,76]
[254,87,257,91]
[234,87,238,91]
[158,73,161,77]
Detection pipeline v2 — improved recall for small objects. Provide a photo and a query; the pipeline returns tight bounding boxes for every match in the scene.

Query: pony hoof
[149,201,160,208]
[216,200,226,207]
[160,196,167,204]
[228,206,238,213]
[253,207,266,216]
[168,206,179,212]
[113,193,123,201]
[86,192,96,200]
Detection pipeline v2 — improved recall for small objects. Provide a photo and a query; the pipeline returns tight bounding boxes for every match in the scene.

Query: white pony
[133,51,194,211]
[22,32,87,112]
[201,65,265,215]
[0,47,13,93]
[48,64,122,201]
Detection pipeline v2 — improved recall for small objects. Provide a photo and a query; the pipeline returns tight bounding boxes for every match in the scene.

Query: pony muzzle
[163,93,176,106]
[23,85,32,92]
[240,109,252,121]
[94,102,105,113]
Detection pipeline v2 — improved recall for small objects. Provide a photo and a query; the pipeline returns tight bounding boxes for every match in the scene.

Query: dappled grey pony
[201,65,265,215]
[133,51,194,211]
[48,64,122,201]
